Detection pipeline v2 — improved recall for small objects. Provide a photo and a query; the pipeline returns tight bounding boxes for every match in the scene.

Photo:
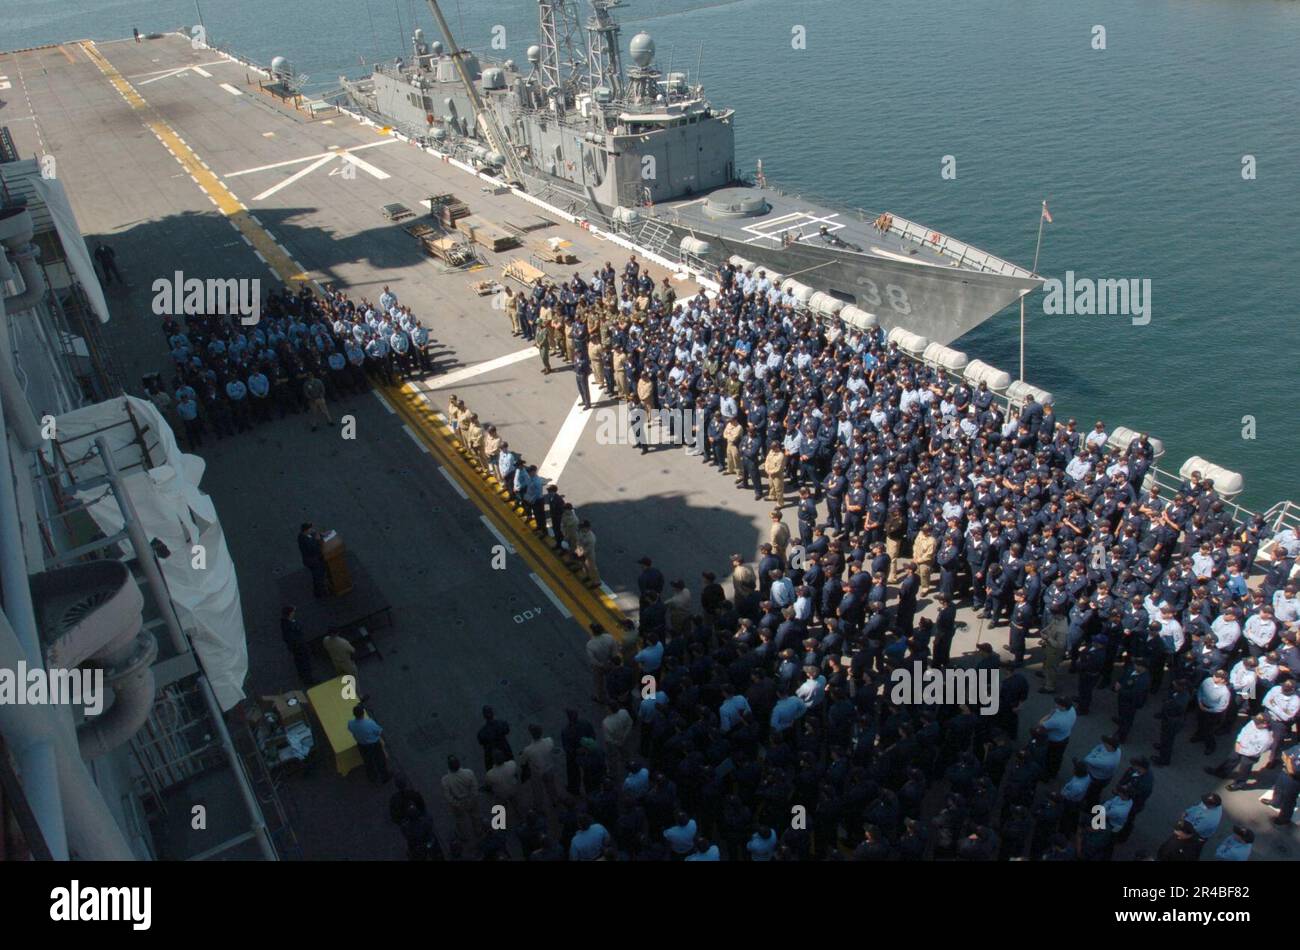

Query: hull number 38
[855,277,912,315]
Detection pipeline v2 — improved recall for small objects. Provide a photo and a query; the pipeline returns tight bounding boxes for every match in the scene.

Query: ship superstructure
[339,0,1041,343]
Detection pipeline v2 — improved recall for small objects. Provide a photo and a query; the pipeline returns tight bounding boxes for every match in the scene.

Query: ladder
[638,218,674,256]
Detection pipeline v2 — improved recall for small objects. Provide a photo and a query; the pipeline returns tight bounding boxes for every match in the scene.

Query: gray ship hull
[656,214,1039,345]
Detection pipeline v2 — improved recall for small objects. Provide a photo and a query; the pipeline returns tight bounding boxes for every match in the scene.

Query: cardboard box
[261,691,308,727]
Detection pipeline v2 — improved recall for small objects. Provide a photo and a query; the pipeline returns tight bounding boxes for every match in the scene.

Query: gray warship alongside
[338,0,1042,344]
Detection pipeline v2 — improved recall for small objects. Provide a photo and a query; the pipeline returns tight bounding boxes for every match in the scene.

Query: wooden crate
[503,258,550,288]
[459,216,520,252]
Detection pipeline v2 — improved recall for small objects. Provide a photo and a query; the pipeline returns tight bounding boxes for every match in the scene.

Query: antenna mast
[537,0,585,98]
[585,0,625,98]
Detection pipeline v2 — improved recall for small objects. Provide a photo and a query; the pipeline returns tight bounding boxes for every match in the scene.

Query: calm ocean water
[5,0,1298,508]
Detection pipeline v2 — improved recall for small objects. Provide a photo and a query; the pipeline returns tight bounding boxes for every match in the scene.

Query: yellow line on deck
[78,41,630,644]
[79,40,311,286]
[387,381,632,642]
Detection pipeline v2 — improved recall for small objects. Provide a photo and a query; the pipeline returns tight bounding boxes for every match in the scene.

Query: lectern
[321,530,353,596]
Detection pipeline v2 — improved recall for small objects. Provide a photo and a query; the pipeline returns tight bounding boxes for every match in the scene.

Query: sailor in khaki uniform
[768,510,791,560]
[764,444,787,504]
[723,419,744,477]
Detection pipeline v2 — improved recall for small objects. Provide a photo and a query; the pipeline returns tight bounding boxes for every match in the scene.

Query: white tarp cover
[50,396,248,709]
[33,175,111,325]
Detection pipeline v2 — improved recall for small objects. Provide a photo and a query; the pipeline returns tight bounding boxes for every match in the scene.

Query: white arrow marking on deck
[251,153,334,201]
[530,573,572,619]
[338,150,390,180]
[223,139,395,178]
[137,66,193,85]
[417,347,538,391]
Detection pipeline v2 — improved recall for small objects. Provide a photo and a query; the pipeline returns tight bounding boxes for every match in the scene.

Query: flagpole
[1020,201,1048,382]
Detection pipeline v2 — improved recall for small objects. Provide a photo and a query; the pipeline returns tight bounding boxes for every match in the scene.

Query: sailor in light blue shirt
[623,765,650,801]
[347,714,383,746]
[1082,739,1122,782]
[247,371,270,399]
[1102,791,1133,831]
[634,638,664,674]
[719,692,751,733]
[1214,827,1253,861]
[1061,769,1090,803]
[685,842,720,861]
[1198,673,1232,714]
[747,827,778,861]
[770,693,807,733]
[664,816,698,855]
[1182,794,1223,840]
[1040,701,1078,742]
[569,819,611,861]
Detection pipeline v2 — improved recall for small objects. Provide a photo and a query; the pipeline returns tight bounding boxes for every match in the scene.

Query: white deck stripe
[530,573,572,619]
[224,139,395,178]
[402,424,429,453]
[538,376,607,483]
[338,150,390,180]
[479,515,517,555]
[437,466,468,499]
[191,66,212,77]
[371,390,395,414]
[219,82,243,96]
[138,67,191,85]
[251,153,334,201]
[419,347,537,390]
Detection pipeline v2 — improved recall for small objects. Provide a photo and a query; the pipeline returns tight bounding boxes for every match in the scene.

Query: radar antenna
[423,0,528,187]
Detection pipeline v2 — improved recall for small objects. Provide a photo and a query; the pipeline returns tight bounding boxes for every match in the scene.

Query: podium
[321,530,353,596]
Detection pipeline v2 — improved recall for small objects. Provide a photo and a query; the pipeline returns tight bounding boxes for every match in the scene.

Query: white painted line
[538,395,592,483]
[437,465,468,499]
[421,347,537,390]
[538,375,607,483]
[402,424,429,453]
[192,66,212,77]
[479,515,517,555]
[251,153,333,201]
[371,390,395,414]
[530,573,572,619]
[252,250,267,264]
[219,82,243,96]
[224,139,395,178]
[138,66,191,85]
[338,150,390,180]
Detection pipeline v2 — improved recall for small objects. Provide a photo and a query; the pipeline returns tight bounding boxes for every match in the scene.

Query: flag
[1041,201,1053,224]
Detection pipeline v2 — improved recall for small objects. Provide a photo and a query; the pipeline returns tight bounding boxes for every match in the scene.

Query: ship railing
[883,213,1037,279]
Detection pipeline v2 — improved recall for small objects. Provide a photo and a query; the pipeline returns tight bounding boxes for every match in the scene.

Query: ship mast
[423,0,528,187]
[537,1,585,100]
[585,0,625,98]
